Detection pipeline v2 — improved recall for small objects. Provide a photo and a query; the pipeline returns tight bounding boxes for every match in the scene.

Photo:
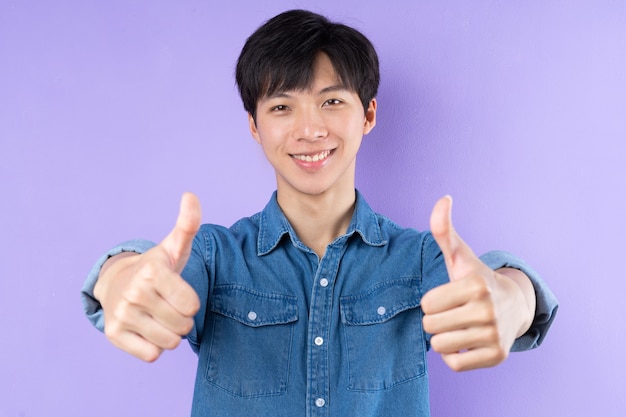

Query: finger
[423,298,493,334]
[108,329,165,363]
[441,346,507,372]
[421,271,492,316]
[421,280,468,316]
[429,195,478,281]
[152,262,201,318]
[122,274,197,334]
[154,193,202,317]
[110,294,188,352]
[149,296,196,337]
[429,326,499,354]
[160,192,202,273]
[125,311,184,351]
[430,195,456,268]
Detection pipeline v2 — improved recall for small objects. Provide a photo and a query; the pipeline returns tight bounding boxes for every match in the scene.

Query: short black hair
[236,9,380,120]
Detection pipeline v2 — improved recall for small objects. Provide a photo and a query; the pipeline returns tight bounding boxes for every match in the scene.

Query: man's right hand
[94,193,202,362]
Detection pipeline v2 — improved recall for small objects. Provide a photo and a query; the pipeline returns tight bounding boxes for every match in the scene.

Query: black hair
[235,9,380,121]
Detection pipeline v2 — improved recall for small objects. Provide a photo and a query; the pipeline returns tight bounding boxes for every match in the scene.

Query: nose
[294,107,328,142]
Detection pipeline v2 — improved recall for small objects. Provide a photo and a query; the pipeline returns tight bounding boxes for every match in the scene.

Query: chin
[298,186,331,196]
[286,181,334,197]
[278,172,347,198]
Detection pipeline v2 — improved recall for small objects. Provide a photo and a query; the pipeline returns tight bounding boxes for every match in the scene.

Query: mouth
[290,149,333,163]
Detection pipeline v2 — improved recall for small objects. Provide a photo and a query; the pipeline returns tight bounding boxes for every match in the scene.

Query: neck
[277,187,356,258]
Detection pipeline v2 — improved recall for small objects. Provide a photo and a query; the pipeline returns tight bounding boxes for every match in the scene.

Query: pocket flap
[211,285,298,327]
[340,278,421,325]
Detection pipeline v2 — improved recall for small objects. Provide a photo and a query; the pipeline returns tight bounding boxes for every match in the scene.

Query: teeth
[293,150,331,162]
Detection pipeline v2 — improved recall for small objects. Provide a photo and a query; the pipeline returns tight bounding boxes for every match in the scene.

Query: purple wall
[1,1,624,416]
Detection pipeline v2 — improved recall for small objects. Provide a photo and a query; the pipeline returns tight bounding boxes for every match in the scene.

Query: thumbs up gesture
[421,196,536,371]
[94,193,202,362]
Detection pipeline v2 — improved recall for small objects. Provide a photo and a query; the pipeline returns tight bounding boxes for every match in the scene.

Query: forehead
[310,53,340,81]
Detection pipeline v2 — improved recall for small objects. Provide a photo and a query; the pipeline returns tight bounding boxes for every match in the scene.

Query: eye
[270,104,289,112]
[323,98,342,107]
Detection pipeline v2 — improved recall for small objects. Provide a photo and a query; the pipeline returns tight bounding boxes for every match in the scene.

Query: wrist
[94,252,139,302]
[496,267,537,338]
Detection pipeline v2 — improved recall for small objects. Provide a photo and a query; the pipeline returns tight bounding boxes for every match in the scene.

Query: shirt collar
[257,190,387,256]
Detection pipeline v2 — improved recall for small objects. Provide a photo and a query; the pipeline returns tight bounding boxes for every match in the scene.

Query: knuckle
[485,325,500,344]
[489,347,508,365]
[420,295,433,314]
[141,347,163,363]
[180,318,195,335]
[429,335,442,352]
[480,306,497,324]
[176,289,200,317]
[446,356,465,372]
[103,322,120,340]
[112,302,132,323]
[137,262,159,282]
[468,276,490,297]
[422,315,434,333]
[180,300,198,318]
[189,297,201,315]
[164,335,182,350]
[124,286,146,305]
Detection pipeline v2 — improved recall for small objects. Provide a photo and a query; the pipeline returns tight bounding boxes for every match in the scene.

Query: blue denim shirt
[82,191,558,417]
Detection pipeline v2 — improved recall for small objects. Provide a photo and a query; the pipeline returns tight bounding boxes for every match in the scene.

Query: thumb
[430,195,476,281]
[160,192,202,273]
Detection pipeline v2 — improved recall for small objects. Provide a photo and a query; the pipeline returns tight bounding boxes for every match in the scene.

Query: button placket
[315,279,329,349]
[307,249,342,416]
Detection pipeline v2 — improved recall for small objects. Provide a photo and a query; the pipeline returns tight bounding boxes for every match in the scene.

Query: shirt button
[377,306,386,316]
[319,278,329,287]
[315,398,325,407]
[247,311,257,321]
[314,337,324,346]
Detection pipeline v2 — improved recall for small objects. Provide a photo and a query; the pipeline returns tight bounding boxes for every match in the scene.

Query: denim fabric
[81,190,558,417]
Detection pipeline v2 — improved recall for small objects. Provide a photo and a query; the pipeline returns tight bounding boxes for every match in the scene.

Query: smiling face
[249,53,377,202]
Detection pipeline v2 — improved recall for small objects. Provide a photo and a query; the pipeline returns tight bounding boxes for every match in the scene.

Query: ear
[248,113,262,144]
[363,98,377,135]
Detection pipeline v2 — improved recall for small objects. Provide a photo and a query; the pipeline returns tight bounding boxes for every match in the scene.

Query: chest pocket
[340,278,426,391]
[205,285,298,398]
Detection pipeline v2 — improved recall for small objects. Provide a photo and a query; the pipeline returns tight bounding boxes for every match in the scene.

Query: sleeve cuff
[80,240,156,332]
[480,250,559,352]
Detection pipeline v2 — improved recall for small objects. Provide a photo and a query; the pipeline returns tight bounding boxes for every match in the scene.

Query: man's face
[248,53,377,199]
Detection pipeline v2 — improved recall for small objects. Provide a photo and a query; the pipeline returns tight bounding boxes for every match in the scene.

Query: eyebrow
[262,84,349,101]
[319,85,348,94]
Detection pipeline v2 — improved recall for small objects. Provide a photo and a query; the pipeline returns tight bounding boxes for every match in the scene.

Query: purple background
[1,1,624,416]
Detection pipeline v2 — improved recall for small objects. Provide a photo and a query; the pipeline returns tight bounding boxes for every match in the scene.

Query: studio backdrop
[1,1,625,416]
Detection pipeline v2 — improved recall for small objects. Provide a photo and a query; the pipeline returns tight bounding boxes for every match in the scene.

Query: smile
[291,150,332,163]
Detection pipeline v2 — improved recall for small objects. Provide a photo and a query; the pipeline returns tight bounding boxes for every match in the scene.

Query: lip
[290,148,335,169]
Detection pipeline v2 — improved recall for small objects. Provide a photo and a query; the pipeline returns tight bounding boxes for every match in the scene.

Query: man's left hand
[421,196,536,371]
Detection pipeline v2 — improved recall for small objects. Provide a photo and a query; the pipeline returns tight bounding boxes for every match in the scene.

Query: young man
[82,9,557,417]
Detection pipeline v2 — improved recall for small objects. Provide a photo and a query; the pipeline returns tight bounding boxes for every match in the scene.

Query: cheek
[340,116,368,138]
[256,119,289,142]
[256,129,287,157]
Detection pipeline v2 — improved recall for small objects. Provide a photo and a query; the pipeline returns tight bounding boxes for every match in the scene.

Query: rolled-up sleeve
[80,239,156,332]
[480,250,559,352]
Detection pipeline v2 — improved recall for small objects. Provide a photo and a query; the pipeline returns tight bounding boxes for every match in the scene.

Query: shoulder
[374,212,432,243]
[194,212,262,247]
[373,211,443,261]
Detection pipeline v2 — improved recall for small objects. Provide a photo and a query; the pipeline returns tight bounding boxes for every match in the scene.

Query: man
[82,9,557,416]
